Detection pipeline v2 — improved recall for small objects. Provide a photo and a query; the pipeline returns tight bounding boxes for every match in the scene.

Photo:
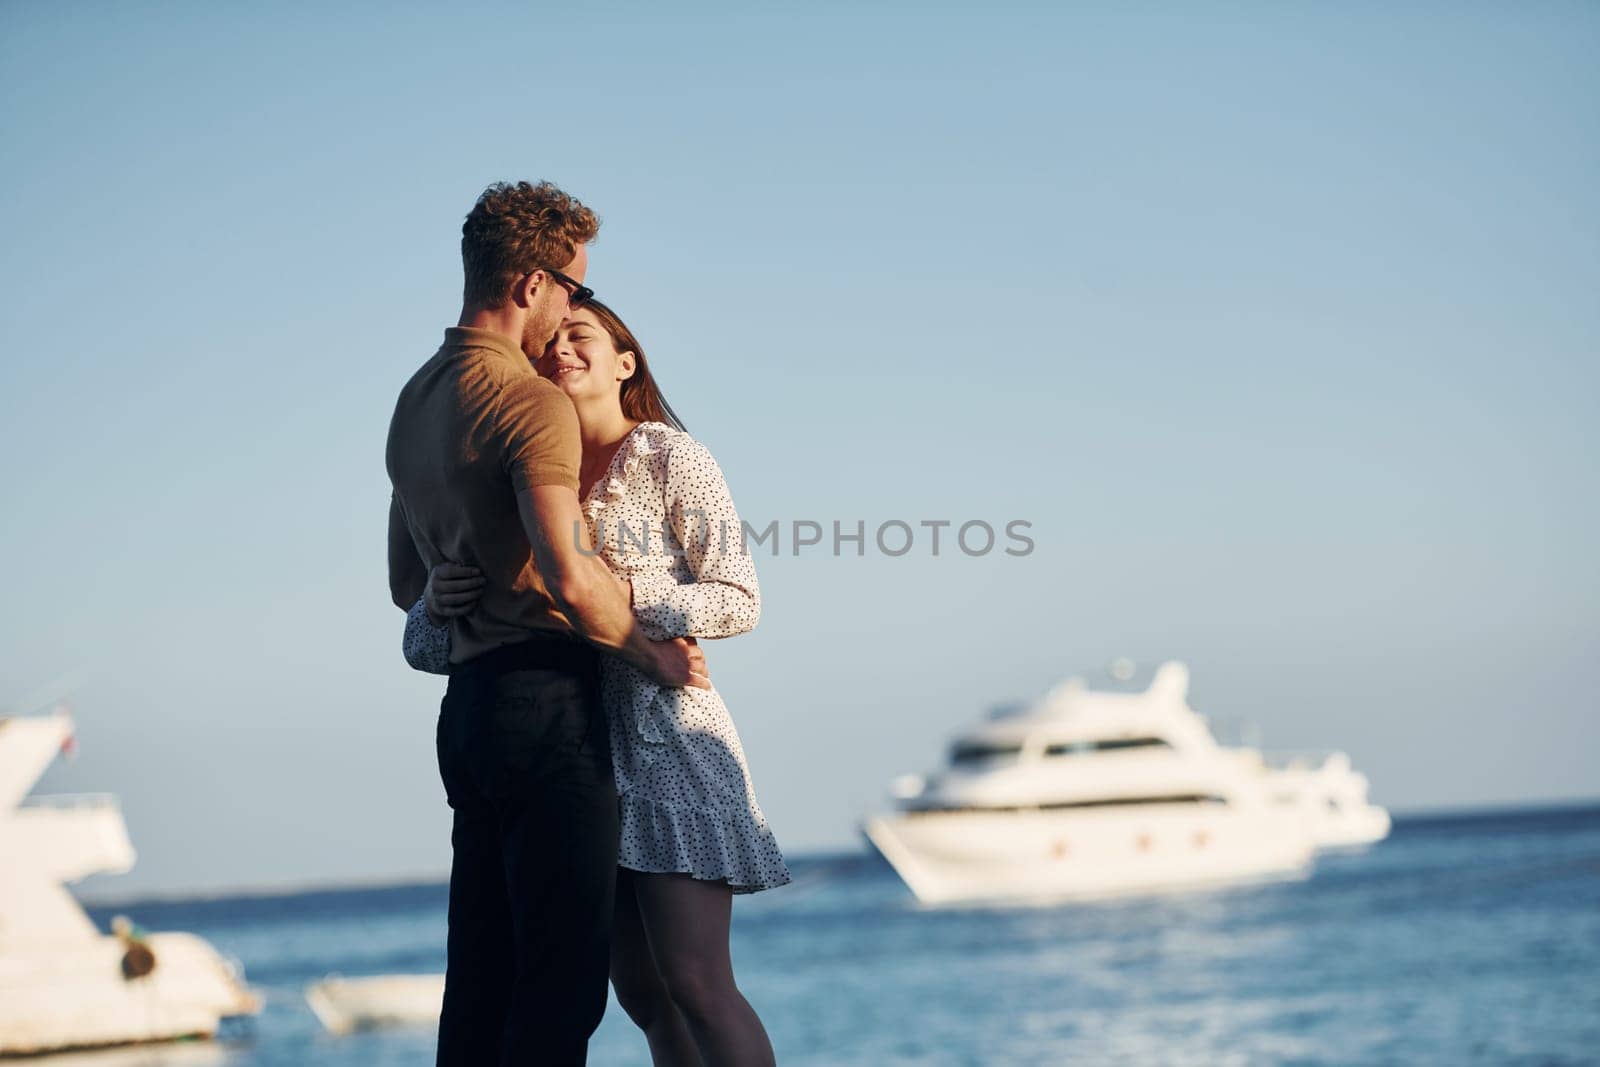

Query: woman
[402,299,789,1067]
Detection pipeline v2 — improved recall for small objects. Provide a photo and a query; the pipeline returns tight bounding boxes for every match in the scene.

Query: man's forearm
[548,554,664,674]
[519,484,666,675]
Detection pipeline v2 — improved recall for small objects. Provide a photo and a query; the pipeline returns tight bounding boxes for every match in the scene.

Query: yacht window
[986,702,1028,721]
[1036,794,1226,810]
[950,742,1023,765]
[1043,737,1171,756]
[910,794,1229,815]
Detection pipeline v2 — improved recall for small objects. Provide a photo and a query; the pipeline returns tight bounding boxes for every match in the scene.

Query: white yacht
[0,707,259,1056]
[863,663,1335,905]
[1261,749,1390,850]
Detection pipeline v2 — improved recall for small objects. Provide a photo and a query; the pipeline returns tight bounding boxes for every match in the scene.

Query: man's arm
[388,493,427,610]
[518,485,708,689]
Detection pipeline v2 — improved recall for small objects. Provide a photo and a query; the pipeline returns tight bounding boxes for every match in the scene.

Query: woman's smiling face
[535,307,635,400]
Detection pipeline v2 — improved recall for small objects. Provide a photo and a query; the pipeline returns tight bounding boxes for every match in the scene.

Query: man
[386,180,708,1066]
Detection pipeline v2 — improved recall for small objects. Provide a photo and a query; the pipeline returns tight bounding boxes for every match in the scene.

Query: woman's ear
[617,350,638,382]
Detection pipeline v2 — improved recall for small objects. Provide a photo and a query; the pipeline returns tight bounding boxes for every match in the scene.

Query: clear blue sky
[3,3,1595,895]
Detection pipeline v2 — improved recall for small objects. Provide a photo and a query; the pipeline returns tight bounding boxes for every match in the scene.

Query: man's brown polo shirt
[386,326,581,664]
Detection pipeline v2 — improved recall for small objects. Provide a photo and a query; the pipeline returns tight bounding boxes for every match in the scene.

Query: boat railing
[18,792,123,812]
[1259,750,1337,771]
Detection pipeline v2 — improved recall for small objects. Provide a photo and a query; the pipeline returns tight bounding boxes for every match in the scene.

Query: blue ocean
[67,805,1600,1066]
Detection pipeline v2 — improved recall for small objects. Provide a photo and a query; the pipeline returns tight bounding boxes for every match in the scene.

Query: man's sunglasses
[539,266,594,310]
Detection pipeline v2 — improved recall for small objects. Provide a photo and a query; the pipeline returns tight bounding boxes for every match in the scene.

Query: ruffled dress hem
[616,792,793,895]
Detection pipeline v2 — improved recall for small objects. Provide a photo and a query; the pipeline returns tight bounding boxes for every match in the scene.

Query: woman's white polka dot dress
[404,421,791,895]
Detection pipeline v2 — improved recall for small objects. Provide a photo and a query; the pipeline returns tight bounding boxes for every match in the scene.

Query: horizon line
[72,794,1600,909]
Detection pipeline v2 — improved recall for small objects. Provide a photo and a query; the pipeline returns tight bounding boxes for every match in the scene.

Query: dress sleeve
[403,595,452,674]
[629,437,761,640]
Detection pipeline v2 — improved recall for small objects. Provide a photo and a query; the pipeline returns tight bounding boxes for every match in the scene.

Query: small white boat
[0,708,259,1056]
[305,974,444,1035]
[863,663,1323,905]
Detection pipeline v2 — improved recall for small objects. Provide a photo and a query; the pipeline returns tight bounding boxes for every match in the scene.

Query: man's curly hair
[461,181,600,310]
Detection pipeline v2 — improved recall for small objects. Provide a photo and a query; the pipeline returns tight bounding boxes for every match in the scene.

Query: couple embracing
[386,180,789,1066]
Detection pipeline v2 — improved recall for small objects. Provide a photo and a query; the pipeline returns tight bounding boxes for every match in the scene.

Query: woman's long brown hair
[583,299,687,432]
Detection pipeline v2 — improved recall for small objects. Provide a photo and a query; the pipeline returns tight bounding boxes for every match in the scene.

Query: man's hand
[645,635,711,690]
[425,562,485,626]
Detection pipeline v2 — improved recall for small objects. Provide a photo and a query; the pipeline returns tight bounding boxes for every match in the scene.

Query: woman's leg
[609,867,703,1066]
[632,872,776,1067]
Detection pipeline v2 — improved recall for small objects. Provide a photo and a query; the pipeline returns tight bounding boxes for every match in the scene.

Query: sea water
[62,804,1600,1066]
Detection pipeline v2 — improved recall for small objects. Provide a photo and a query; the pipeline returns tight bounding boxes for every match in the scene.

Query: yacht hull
[1307,805,1391,851]
[863,803,1314,905]
[0,932,258,1057]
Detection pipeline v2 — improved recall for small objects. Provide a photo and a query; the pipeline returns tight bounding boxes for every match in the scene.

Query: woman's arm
[401,562,484,675]
[403,595,452,674]
[629,437,761,640]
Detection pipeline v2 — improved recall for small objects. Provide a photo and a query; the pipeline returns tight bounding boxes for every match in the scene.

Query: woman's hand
[424,562,485,626]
